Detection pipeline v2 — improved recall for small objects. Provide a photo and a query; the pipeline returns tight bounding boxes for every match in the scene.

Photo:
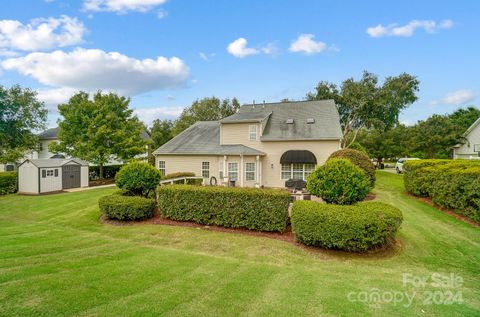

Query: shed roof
[20,158,88,168]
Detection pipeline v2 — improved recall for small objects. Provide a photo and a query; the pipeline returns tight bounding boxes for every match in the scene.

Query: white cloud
[134,106,184,124]
[1,48,190,95]
[289,34,327,54]
[227,38,259,58]
[367,19,453,38]
[261,42,278,56]
[431,89,475,105]
[199,52,215,61]
[83,0,167,13]
[156,9,168,19]
[0,15,86,51]
[36,87,78,111]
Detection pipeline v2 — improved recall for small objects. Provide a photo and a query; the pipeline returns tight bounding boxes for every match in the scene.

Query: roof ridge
[241,99,334,107]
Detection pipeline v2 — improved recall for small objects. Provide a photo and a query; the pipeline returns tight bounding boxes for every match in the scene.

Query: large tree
[356,125,412,162]
[0,85,47,163]
[172,97,240,136]
[150,119,174,149]
[51,91,146,178]
[307,71,420,147]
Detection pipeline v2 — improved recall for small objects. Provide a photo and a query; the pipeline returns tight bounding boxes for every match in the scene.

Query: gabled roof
[20,158,88,168]
[221,100,343,141]
[38,127,59,140]
[153,121,265,156]
[464,116,480,136]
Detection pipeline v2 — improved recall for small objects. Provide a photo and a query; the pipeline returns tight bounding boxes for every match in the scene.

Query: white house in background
[18,158,89,194]
[453,116,480,160]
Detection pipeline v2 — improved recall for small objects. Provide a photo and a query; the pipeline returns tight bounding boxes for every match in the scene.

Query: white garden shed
[18,158,89,194]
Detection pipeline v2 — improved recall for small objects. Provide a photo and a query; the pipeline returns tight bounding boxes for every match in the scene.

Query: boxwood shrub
[0,172,17,195]
[99,193,155,220]
[328,148,376,186]
[157,185,291,232]
[307,159,371,205]
[291,201,403,252]
[404,159,480,223]
[115,162,162,197]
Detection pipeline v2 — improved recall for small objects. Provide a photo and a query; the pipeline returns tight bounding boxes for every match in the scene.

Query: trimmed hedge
[329,148,376,186]
[115,162,162,197]
[99,193,155,220]
[89,165,123,180]
[307,159,371,205]
[404,159,480,223]
[291,201,403,252]
[0,172,17,195]
[157,185,291,232]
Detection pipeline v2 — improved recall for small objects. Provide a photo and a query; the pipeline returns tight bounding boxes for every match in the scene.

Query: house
[153,100,343,188]
[453,116,480,159]
[18,158,89,194]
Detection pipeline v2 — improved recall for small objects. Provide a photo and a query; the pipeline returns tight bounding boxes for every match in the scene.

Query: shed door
[62,165,81,189]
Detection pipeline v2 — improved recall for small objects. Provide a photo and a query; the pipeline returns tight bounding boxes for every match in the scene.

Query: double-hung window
[249,125,257,141]
[245,163,256,181]
[228,162,238,180]
[158,161,166,176]
[202,162,210,178]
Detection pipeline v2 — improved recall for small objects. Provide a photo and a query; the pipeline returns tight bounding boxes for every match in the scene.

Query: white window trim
[202,161,210,178]
[228,162,239,180]
[281,163,316,180]
[248,125,257,141]
[158,161,166,176]
[245,162,256,181]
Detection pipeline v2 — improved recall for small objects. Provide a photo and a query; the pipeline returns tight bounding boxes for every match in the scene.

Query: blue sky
[1,0,479,127]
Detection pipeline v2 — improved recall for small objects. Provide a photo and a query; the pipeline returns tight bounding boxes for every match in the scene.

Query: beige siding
[221,123,261,145]
[39,167,62,193]
[156,155,219,181]
[18,162,38,194]
[37,140,59,159]
[81,166,89,187]
[454,123,480,159]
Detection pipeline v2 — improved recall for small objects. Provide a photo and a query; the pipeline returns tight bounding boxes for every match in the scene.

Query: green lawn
[0,172,479,316]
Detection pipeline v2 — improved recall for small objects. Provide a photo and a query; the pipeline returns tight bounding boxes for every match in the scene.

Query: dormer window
[286,119,294,124]
[249,125,257,141]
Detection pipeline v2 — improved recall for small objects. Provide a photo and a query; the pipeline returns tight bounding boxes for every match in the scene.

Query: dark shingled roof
[20,158,88,168]
[153,121,265,156]
[38,127,59,139]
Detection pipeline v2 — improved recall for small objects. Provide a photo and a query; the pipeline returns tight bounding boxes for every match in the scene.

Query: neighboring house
[153,100,343,188]
[18,158,89,194]
[453,116,480,159]
[30,127,152,164]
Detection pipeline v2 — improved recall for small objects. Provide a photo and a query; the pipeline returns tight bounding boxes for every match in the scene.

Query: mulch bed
[101,206,401,259]
[406,193,480,228]
[89,179,116,187]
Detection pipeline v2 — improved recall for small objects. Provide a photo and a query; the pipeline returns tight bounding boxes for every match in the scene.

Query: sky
[0,0,479,128]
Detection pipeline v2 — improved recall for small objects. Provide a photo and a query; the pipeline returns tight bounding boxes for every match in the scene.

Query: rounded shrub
[307,159,371,205]
[328,148,376,186]
[115,162,161,197]
[99,193,155,220]
[291,201,403,252]
[0,172,17,195]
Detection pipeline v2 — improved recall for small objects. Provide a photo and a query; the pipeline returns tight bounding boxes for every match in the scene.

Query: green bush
[307,159,371,205]
[115,162,162,197]
[89,165,123,180]
[0,172,17,195]
[157,185,291,232]
[99,193,155,220]
[404,159,480,223]
[329,148,376,186]
[291,201,403,252]
[348,142,368,155]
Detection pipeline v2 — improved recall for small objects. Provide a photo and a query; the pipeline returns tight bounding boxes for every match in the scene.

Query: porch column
[240,154,244,187]
[255,155,260,186]
[223,155,227,185]
[258,156,262,187]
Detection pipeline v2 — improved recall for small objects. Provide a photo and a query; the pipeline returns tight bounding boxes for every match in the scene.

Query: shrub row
[404,159,480,223]
[0,172,17,195]
[157,185,291,232]
[89,165,123,180]
[99,192,155,220]
[291,201,403,252]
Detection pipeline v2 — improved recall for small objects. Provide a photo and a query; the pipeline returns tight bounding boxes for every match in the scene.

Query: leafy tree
[449,106,480,131]
[51,91,146,178]
[0,85,47,163]
[307,71,419,147]
[172,97,240,135]
[357,125,412,162]
[150,119,174,149]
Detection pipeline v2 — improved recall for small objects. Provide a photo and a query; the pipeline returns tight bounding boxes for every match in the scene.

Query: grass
[0,172,479,316]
